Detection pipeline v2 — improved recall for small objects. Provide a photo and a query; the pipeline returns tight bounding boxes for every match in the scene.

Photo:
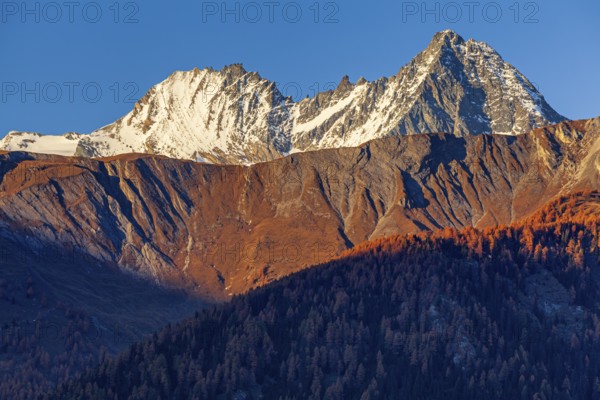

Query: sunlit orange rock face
[1,118,599,301]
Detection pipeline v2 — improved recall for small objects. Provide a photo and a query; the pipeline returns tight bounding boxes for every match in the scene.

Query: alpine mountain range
[1,30,565,164]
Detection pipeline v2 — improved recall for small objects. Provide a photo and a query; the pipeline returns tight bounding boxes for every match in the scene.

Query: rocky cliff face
[1,31,565,164]
[1,118,597,301]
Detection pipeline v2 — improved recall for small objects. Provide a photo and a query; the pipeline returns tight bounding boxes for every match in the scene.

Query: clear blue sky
[0,0,598,136]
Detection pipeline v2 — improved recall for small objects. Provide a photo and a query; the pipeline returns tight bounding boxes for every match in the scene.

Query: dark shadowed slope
[0,237,204,399]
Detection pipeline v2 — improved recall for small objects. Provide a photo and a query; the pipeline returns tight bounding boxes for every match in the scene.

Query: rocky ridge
[0,118,597,300]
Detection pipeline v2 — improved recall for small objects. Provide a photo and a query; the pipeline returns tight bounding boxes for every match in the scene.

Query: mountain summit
[1,31,565,164]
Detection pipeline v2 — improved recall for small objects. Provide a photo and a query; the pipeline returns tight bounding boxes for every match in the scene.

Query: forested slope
[53,192,600,399]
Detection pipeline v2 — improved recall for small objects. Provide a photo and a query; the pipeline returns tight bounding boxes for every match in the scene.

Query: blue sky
[0,0,598,136]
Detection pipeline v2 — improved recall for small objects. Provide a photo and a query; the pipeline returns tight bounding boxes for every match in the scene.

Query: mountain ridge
[0,30,566,164]
[1,118,597,301]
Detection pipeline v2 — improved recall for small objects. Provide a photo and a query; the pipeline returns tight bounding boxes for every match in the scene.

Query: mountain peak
[336,75,354,92]
[221,63,248,78]
[431,29,465,46]
[164,64,254,84]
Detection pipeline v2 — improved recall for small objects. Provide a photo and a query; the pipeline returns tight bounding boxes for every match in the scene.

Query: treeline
[52,192,600,399]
